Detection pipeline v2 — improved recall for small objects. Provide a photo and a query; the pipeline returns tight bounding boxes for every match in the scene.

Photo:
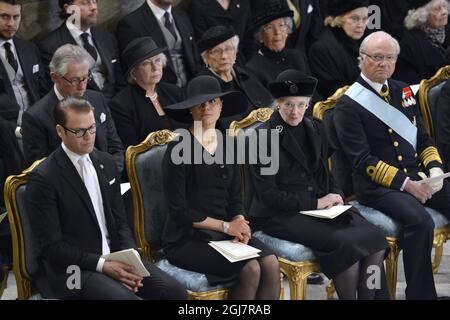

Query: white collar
[361,73,388,94]
[66,19,92,39]
[61,142,91,166]
[147,0,172,21]
[53,85,66,101]
[0,38,14,48]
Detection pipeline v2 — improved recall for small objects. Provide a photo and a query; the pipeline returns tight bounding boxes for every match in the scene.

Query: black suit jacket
[21,89,124,171]
[248,112,341,218]
[26,147,135,298]
[334,77,442,203]
[38,23,125,99]
[109,82,184,149]
[0,37,46,109]
[116,3,202,85]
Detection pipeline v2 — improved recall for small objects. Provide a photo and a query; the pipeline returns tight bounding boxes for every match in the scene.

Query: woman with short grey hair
[109,37,184,149]
[394,0,450,84]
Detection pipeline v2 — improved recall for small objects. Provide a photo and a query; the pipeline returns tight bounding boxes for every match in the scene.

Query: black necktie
[4,42,18,73]
[164,12,178,41]
[80,33,98,62]
[380,84,390,103]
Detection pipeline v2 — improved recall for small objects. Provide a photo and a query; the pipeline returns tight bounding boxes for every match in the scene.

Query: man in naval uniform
[334,31,450,300]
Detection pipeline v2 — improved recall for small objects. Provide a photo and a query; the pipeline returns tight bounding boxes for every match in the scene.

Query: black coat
[38,23,125,99]
[245,46,311,88]
[116,3,202,86]
[334,77,443,203]
[26,147,135,298]
[309,28,361,98]
[248,112,341,218]
[435,79,450,171]
[369,0,409,40]
[109,83,184,148]
[187,0,254,61]
[394,28,450,85]
[0,37,46,109]
[21,89,124,171]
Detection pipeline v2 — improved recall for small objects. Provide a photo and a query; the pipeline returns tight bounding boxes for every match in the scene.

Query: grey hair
[253,17,294,43]
[358,31,400,68]
[200,35,240,61]
[127,53,168,85]
[49,44,90,75]
[404,1,450,30]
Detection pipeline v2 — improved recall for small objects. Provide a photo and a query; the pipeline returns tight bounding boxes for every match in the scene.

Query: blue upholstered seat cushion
[252,231,316,261]
[425,206,450,228]
[349,201,401,237]
[155,259,230,292]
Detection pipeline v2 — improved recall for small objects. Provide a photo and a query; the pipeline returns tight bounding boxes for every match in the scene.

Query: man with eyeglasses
[334,31,450,299]
[38,0,125,99]
[24,96,187,300]
[21,44,124,173]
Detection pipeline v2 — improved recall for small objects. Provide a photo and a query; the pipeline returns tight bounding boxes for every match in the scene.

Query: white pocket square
[32,64,39,73]
[109,178,116,185]
[111,59,117,64]
[307,4,314,13]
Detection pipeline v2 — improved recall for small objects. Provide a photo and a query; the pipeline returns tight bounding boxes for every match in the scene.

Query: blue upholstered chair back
[133,143,169,247]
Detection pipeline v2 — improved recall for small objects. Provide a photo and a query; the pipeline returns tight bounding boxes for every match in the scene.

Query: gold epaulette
[366,161,399,188]
[420,146,442,167]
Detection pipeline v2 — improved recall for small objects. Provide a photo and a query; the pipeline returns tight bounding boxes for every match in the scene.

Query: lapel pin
[237,3,240,8]
[99,164,104,169]
[100,112,106,123]
[276,125,283,133]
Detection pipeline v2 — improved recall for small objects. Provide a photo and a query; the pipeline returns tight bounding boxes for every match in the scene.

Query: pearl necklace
[147,92,158,101]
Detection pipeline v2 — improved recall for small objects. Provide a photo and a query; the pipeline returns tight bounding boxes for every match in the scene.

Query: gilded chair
[314,86,450,299]
[126,129,230,300]
[4,159,45,300]
[418,65,450,273]
[231,108,321,300]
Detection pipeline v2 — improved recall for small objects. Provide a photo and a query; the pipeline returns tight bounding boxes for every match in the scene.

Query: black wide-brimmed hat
[197,25,236,53]
[268,69,317,98]
[328,0,369,17]
[165,75,248,123]
[121,37,166,77]
[249,0,293,35]
[406,0,429,10]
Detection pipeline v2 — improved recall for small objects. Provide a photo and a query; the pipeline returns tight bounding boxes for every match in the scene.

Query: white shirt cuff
[15,126,22,139]
[96,257,106,273]
[400,177,410,191]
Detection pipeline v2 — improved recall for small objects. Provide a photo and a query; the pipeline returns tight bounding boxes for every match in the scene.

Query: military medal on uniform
[401,86,416,108]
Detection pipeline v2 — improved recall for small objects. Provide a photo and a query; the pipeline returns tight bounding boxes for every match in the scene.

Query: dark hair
[58,0,74,20]
[55,97,94,127]
[0,0,22,6]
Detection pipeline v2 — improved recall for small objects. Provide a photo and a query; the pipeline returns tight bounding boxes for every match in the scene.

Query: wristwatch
[222,221,230,234]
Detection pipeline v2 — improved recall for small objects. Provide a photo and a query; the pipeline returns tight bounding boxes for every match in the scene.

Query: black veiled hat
[249,0,293,34]
[406,0,430,10]
[197,26,236,53]
[121,37,166,77]
[165,75,248,123]
[328,0,369,17]
[268,69,317,98]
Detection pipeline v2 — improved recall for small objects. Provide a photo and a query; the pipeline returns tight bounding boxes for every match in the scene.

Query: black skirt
[164,237,275,286]
[260,207,389,278]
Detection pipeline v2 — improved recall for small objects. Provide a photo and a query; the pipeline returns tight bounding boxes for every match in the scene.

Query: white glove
[429,167,444,194]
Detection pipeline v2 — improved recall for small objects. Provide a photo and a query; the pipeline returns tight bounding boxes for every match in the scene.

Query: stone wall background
[19,0,185,42]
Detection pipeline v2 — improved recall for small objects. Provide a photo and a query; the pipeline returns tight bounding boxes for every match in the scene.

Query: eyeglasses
[361,52,397,63]
[208,46,236,57]
[62,123,97,138]
[280,102,309,110]
[347,15,369,24]
[262,22,290,33]
[61,74,92,86]
[199,98,222,108]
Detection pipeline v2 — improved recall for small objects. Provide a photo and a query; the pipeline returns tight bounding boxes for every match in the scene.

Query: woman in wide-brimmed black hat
[309,0,369,98]
[161,75,280,300]
[247,69,389,300]
[109,37,184,149]
[196,25,273,129]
